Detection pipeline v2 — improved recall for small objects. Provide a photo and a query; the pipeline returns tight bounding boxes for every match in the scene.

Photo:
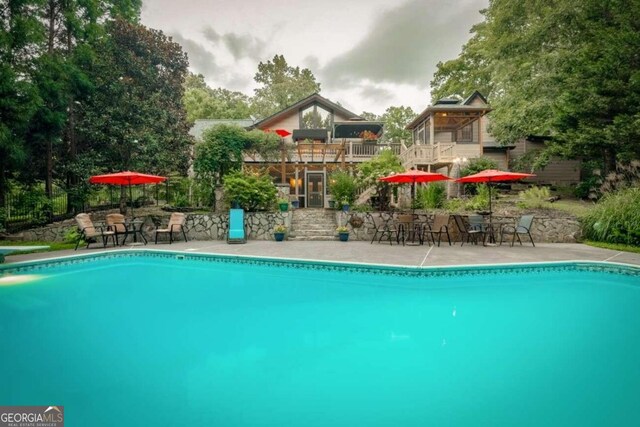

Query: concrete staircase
[288,209,337,241]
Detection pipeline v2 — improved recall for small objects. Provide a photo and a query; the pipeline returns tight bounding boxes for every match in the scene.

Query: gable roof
[462,90,488,105]
[250,93,362,129]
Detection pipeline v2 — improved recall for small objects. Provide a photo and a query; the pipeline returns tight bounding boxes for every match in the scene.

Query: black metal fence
[2,182,178,233]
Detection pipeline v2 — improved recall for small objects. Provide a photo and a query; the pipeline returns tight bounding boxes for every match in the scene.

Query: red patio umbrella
[379,169,451,210]
[89,171,167,218]
[274,129,291,138]
[264,129,292,138]
[455,169,535,216]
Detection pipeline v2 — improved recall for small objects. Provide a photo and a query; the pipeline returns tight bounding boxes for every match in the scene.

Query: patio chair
[106,213,128,245]
[396,214,417,245]
[74,213,117,250]
[154,212,188,244]
[500,215,535,247]
[453,214,482,246]
[227,208,246,244]
[424,214,452,247]
[367,213,400,245]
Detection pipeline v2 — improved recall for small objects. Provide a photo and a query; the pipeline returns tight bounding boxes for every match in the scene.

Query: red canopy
[89,171,167,186]
[455,169,535,183]
[379,169,451,184]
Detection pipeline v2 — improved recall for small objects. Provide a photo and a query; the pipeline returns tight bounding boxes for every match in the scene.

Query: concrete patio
[4,240,640,268]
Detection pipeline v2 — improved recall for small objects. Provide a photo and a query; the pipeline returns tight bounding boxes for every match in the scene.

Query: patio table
[483,218,516,246]
[122,220,147,245]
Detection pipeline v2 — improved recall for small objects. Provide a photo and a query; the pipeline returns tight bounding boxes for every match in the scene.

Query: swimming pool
[1,251,639,426]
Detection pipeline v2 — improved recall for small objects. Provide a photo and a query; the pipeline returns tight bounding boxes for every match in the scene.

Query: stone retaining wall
[338,212,582,244]
[16,212,290,242]
[14,211,580,243]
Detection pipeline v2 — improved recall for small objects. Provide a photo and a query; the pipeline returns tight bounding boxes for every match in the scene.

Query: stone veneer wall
[17,212,290,242]
[337,212,582,244]
[16,211,579,243]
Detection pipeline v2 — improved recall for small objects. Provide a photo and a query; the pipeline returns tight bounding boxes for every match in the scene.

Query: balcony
[243,140,456,166]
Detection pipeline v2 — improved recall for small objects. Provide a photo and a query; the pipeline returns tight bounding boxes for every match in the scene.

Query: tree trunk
[120,186,127,215]
[0,156,6,208]
[45,0,56,199]
[602,146,617,176]
[46,138,53,198]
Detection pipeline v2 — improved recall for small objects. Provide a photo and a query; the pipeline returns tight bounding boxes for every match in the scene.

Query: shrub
[443,198,465,212]
[352,203,372,213]
[582,187,640,245]
[273,224,287,233]
[223,170,277,212]
[464,184,490,211]
[64,228,84,245]
[329,170,357,206]
[517,186,551,209]
[416,183,446,209]
[460,157,499,177]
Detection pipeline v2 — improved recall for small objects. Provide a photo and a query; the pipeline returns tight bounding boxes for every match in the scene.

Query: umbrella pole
[129,182,134,220]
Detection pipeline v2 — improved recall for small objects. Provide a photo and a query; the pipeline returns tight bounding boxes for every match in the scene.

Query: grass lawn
[584,241,640,254]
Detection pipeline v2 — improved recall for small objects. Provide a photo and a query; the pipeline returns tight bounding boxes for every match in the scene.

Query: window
[457,123,473,142]
[300,104,332,129]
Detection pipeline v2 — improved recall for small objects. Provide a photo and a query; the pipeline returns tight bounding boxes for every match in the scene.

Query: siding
[531,160,581,185]
[483,151,509,170]
[511,139,581,185]
[455,144,483,160]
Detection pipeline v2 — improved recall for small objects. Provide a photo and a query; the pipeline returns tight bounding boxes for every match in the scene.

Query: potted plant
[277,198,289,212]
[274,224,287,241]
[291,199,300,209]
[341,199,350,212]
[336,226,349,242]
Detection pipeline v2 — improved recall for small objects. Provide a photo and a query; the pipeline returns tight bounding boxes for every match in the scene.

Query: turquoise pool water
[0,252,639,426]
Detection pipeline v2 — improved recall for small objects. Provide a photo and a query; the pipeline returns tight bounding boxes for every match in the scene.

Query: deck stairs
[288,209,337,241]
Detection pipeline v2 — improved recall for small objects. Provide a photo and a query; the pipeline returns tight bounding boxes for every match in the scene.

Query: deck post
[280,140,286,184]
[429,113,435,145]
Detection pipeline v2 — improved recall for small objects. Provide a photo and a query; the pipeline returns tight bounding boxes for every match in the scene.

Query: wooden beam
[429,113,435,145]
[280,141,286,184]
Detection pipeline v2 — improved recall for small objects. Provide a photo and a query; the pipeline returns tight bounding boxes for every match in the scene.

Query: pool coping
[1,248,638,278]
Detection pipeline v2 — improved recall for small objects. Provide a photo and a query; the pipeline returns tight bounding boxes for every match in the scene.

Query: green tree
[355,150,404,210]
[251,54,320,119]
[193,124,281,206]
[380,106,417,145]
[431,23,494,101]
[0,0,43,205]
[359,111,380,121]
[222,170,277,212]
[183,73,251,122]
[431,0,640,175]
[78,18,193,212]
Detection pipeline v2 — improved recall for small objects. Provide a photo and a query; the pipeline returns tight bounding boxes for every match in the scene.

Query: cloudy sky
[141,0,488,116]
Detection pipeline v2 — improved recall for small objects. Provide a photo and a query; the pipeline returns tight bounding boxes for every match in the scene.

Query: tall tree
[251,54,320,119]
[380,106,416,145]
[359,111,380,121]
[430,0,640,174]
[183,73,251,122]
[0,0,43,205]
[79,18,193,211]
[27,0,141,201]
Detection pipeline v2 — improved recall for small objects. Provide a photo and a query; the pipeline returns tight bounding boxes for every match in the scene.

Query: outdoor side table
[123,220,147,245]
